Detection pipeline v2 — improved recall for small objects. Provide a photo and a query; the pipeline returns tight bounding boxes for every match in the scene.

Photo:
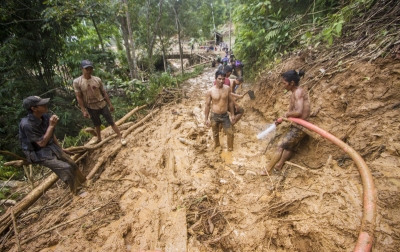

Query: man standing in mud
[19,96,86,195]
[73,60,126,146]
[223,66,245,124]
[260,70,310,176]
[205,70,236,151]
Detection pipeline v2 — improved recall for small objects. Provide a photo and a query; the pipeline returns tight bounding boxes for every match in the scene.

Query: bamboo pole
[10,208,21,252]
[122,108,160,138]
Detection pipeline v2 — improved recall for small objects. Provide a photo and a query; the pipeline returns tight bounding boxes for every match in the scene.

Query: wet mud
[2,57,400,251]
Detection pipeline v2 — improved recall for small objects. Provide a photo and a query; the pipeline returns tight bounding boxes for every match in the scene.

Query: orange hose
[283,117,377,252]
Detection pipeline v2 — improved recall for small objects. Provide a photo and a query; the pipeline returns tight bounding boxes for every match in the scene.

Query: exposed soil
[2,55,400,251]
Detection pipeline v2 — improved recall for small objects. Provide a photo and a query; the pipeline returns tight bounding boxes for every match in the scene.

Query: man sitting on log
[19,96,86,195]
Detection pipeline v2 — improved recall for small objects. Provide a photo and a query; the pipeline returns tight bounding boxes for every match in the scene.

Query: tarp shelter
[213,32,223,45]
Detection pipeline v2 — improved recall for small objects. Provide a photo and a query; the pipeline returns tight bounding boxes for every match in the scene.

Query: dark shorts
[234,107,244,116]
[279,125,306,151]
[210,112,232,129]
[37,151,84,194]
[87,106,115,127]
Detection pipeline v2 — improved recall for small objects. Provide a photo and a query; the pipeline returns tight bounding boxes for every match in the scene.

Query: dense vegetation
[233,0,382,74]
[0,0,229,153]
[1,0,397,177]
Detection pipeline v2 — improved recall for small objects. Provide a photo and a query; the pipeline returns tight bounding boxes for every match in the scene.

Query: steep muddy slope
[2,57,400,251]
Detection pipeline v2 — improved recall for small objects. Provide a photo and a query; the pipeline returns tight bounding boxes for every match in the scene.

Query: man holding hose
[260,70,310,176]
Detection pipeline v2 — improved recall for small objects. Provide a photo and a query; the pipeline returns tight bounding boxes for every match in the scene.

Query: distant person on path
[217,55,221,63]
[217,61,223,71]
[211,59,216,67]
[73,60,126,146]
[229,53,235,65]
[205,70,236,151]
[260,70,310,176]
[233,60,244,77]
[19,96,86,195]
[222,55,229,66]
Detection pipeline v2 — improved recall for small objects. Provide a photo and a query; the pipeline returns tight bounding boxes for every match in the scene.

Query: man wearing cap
[73,60,126,146]
[19,96,86,195]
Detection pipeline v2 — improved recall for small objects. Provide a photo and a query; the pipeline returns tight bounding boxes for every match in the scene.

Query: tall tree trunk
[147,0,164,72]
[91,16,105,52]
[173,7,184,75]
[159,33,167,72]
[91,15,113,76]
[118,16,135,80]
[123,0,138,79]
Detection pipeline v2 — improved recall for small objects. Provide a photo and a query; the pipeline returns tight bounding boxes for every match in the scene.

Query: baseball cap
[81,60,94,68]
[23,96,50,110]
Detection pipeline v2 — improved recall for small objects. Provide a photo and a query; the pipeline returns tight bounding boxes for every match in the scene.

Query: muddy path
[3,57,400,251]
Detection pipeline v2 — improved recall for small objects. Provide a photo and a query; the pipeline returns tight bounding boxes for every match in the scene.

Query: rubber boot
[68,179,78,195]
[214,136,220,149]
[211,122,220,149]
[227,134,234,151]
[74,168,87,184]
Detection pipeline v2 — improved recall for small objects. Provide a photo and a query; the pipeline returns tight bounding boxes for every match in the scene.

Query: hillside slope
[2,54,400,251]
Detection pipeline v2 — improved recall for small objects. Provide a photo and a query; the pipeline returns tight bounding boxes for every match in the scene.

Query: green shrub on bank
[0,155,23,181]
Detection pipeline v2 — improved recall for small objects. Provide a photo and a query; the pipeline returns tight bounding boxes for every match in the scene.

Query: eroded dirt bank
[2,56,400,251]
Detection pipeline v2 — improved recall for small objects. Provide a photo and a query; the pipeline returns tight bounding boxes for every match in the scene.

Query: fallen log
[0,151,27,163]
[67,134,117,153]
[115,104,147,127]
[0,173,59,234]
[186,60,212,70]
[86,145,121,180]
[3,160,28,168]
[122,108,160,138]
[103,104,147,132]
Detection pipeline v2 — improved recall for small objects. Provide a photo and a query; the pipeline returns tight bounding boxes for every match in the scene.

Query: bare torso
[208,85,231,114]
[289,87,311,120]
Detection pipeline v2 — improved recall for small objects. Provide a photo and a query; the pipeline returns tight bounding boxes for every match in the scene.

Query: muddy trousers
[210,112,234,151]
[37,152,86,195]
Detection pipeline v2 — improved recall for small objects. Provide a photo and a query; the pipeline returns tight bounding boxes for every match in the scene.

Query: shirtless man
[260,70,310,176]
[223,67,245,124]
[231,77,243,94]
[205,70,236,151]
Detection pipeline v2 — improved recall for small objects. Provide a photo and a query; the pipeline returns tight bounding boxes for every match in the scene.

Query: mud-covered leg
[260,147,284,176]
[211,120,221,149]
[275,149,293,170]
[61,152,86,185]
[225,127,234,151]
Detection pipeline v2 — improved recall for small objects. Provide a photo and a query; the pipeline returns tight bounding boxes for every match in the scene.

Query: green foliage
[62,129,92,148]
[0,187,19,201]
[114,66,205,107]
[233,0,376,77]
[0,156,23,180]
[233,0,310,74]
